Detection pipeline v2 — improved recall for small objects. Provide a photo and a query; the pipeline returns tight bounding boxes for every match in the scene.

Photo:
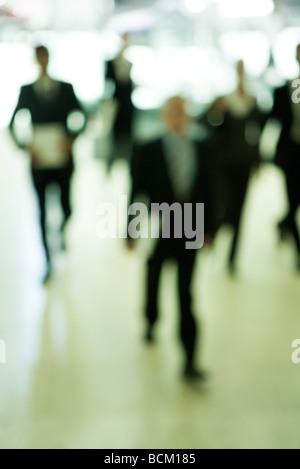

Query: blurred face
[163,97,189,135]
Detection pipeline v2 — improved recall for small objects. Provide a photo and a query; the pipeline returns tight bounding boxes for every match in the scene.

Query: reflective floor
[0,127,300,449]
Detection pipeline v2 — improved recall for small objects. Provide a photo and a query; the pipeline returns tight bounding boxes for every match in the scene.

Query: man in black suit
[105,33,134,169]
[10,45,85,283]
[127,96,215,383]
[204,60,265,276]
[270,44,300,270]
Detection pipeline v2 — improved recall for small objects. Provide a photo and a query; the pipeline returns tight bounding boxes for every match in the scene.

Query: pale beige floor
[0,127,300,449]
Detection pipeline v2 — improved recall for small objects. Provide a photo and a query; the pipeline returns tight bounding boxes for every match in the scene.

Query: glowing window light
[130,46,222,104]
[219,0,274,18]
[124,46,155,66]
[0,43,36,129]
[185,0,207,14]
[47,32,105,104]
[273,28,300,80]
[220,31,271,78]
[131,87,165,111]
[106,9,157,33]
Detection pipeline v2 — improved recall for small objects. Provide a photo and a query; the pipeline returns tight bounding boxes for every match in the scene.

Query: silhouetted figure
[105,33,135,170]
[207,60,264,275]
[127,96,215,385]
[269,44,300,271]
[9,45,85,283]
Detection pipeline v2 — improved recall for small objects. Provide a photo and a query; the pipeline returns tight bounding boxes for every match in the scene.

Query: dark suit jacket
[105,59,134,135]
[128,136,216,242]
[105,59,134,103]
[9,80,84,159]
[270,83,294,169]
[206,105,265,169]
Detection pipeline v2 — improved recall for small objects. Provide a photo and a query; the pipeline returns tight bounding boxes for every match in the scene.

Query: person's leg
[56,166,73,228]
[31,169,51,277]
[177,247,200,376]
[277,144,300,243]
[144,239,168,342]
[107,105,123,172]
[285,166,300,267]
[55,164,73,249]
[227,167,250,274]
[277,172,294,237]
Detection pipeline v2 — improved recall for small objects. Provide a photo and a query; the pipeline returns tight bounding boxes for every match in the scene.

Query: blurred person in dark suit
[268,44,300,271]
[127,96,216,384]
[9,45,85,283]
[105,33,135,170]
[206,60,264,275]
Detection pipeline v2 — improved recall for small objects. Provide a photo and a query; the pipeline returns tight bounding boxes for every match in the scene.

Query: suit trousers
[282,143,300,255]
[31,160,73,263]
[219,162,251,267]
[145,236,198,367]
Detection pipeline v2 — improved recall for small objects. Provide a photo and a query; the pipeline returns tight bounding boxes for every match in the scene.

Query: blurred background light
[131,87,165,111]
[0,0,299,124]
[273,27,300,79]
[219,0,274,18]
[67,110,86,134]
[184,0,207,14]
[220,31,271,77]
[105,8,158,34]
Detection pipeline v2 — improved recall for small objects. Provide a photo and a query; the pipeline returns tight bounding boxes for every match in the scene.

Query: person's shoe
[296,255,300,273]
[144,325,155,344]
[183,365,208,386]
[277,222,290,242]
[227,260,237,277]
[60,221,69,251]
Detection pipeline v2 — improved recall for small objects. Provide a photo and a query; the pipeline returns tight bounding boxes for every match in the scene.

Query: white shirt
[164,133,198,202]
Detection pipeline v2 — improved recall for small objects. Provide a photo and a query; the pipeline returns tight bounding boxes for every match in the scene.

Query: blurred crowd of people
[8,38,300,385]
